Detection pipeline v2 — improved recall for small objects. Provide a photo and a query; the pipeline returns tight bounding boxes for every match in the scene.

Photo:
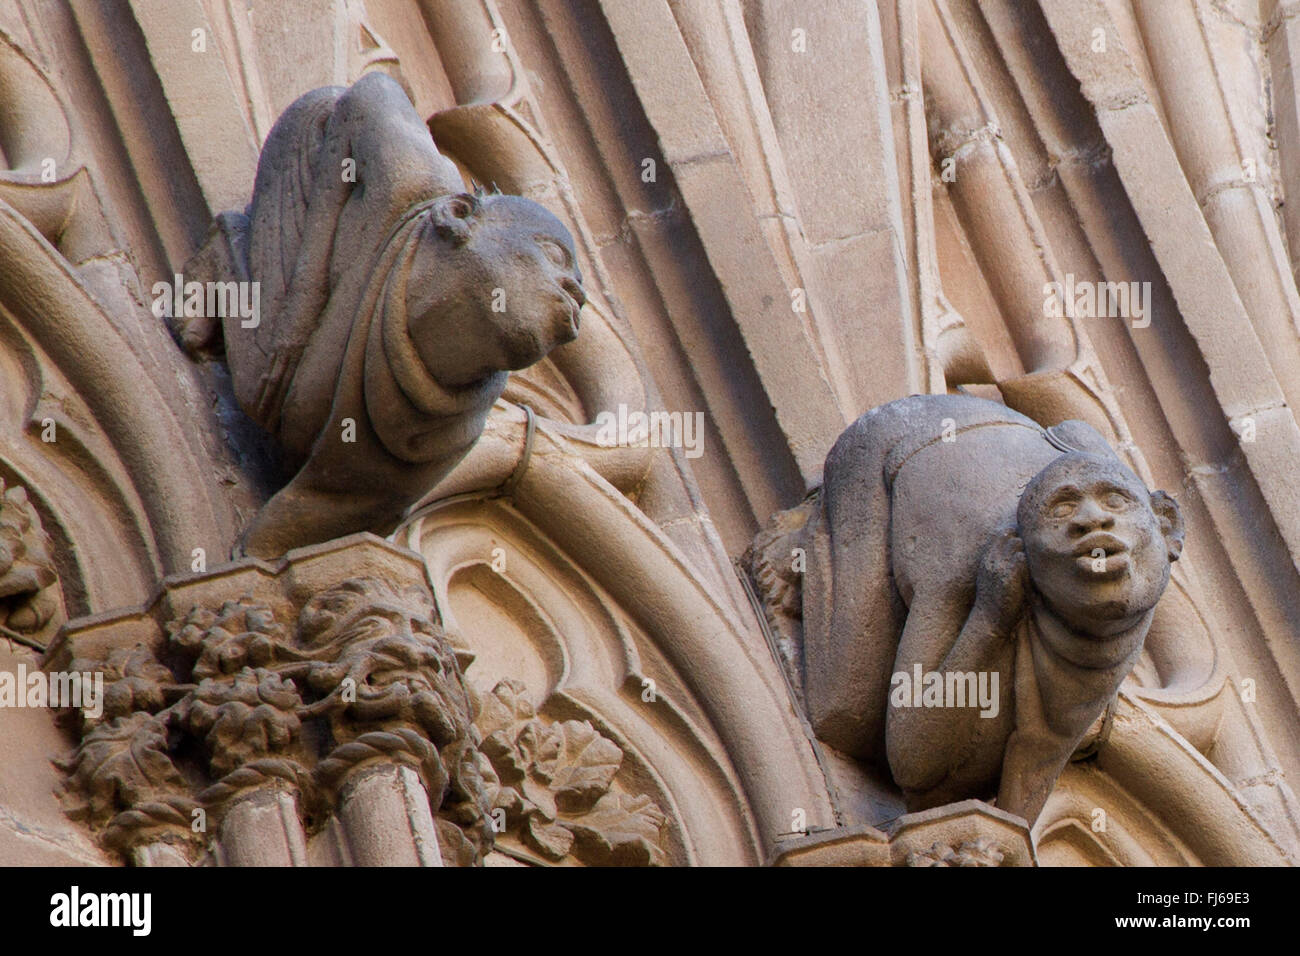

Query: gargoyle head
[1017,453,1183,637]
[405,191,584,388]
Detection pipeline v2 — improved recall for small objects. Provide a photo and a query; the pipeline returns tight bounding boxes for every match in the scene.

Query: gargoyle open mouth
[1073,532,1131,577]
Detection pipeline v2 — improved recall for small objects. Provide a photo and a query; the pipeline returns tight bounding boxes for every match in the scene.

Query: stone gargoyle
[800,394,1184,824]
[180,73,585,558]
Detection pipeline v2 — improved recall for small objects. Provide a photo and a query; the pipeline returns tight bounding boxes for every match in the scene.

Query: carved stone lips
[558,285,583,337]
[1073,532,1128,558]
[1073,532,1130,577]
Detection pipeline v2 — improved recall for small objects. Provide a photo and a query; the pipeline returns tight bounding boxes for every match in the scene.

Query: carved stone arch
[1120,570,1297,848]
[1035,820,1129,868]
[417,501,761,866]
[1035,790,1182,868]
[0,199,233,611]
[0,20,243,868]
[1034,694,1293,866]
[0,25,127,279]
[1036,764,1195,867]
[0,20,236,616]
[1134,573,1219,698]
[0,25,78,244]
[401,418,834,865]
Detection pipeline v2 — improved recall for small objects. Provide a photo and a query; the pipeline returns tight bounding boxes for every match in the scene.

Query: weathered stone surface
[49,537,493,866]
[0,479,63,648]
[45,534,673,867]
[798,394,1183,823]
[181,73,585,558]
[770,800,1035,867]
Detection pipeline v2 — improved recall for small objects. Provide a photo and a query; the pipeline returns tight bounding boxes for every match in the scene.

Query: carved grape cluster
[56,578,495,865]
[185,668,303,778]
[168,598,295,680]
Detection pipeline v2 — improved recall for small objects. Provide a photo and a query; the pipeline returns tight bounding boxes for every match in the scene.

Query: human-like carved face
[1017,454,1183,636]
[407,192,584,387]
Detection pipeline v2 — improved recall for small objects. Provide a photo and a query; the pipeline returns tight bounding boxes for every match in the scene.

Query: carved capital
[905,837,1006,867]
[770,800,1035,867]
[50,535,492,865]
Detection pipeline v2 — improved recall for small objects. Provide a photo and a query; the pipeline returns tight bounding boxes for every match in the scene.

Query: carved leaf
[186,667,302,777]
[533,720,622,813]
[56,713,189,827]
[167,599,293,680]
[481,729,529,788]
[564,792,667,867]
[526,813,575,861]
[470,681,669,864]
[72,644,176,726]
[474,679,535,739]
[0,480,60,634]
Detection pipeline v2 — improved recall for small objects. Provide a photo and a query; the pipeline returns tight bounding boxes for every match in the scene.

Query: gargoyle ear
[430,192,481,245]
[1150,489,1184,562]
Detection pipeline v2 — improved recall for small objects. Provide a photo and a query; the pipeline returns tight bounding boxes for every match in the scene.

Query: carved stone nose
[1069,500,1113,536]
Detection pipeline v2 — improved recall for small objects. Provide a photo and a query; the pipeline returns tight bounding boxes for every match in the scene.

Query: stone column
[203,773,310,867]
[132,842,193,867]
[336,764,442,867]
[317,729,450,867]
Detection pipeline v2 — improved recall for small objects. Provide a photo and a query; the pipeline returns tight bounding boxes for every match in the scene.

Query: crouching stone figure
[182,73,585,558]
[801,394,1184,823]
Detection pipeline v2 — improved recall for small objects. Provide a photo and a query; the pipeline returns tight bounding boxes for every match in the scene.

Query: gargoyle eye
[1050,500,1076,519]
[536,235,570,268]
[1104,491,1129,510]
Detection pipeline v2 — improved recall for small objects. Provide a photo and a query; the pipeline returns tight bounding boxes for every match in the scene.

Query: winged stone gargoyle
[177,73,585,558]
